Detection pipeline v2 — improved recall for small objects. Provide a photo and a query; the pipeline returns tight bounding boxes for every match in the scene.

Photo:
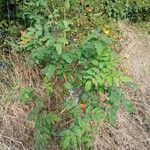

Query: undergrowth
[0,0,139,150]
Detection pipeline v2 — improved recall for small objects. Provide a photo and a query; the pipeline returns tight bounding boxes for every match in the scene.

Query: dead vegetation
[0,52,37,150]
[93,22,150,150]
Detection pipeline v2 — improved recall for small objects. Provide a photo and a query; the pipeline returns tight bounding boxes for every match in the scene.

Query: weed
[9,0,136,149]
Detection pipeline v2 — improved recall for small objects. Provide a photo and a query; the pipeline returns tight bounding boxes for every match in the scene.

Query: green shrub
[15,0,136,149]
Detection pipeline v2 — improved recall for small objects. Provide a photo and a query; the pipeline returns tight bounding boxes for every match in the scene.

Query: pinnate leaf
[84,80,92,92]
[42,65,55,79]
[55,43,62,55]
[65,0,70,10]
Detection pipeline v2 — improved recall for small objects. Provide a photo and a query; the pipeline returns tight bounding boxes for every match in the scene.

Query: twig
[59,118,73,128]
[59,108,66,116]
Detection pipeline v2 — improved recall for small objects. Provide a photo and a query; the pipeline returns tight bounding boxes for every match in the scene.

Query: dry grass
[93,21,150,150]
[0,102,34,150]
[94,89,150,150]
[0,51,63,150]
[0,52,41,150]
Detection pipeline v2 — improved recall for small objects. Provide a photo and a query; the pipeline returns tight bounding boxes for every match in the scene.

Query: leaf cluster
[15,1,136,150]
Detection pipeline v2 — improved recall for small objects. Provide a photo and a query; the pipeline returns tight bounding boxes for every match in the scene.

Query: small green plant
[16,0,136,149]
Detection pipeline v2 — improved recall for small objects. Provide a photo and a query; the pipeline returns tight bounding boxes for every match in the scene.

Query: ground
[94,21,150,150]
[0,22,150,150]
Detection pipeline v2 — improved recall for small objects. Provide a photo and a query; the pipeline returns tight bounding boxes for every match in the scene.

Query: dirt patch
[94,22,150,150]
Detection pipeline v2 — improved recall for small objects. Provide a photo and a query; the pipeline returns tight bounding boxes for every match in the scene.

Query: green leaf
[107,106,117,126]
[95,75,102,84]
[35,98,44,108]
[120,75,132,83]
[62,137,70,149]
[35,24,42,31]
[28,107,41,121]
[62,53,72,63]
[106,76,113,86]
[78,118,86,128]
[84,81,92,92]
[92,78,98,87]
[85,69,96,76]
[91,60,99,66]
[122,100,135,113]
[73,126,82,138]
[55,43,62,55]
[31,47,48,63]
[58,36,69,45]
[98,63,104,69]
[86,106,92,113]
[20,88,34,103]
[95,42,105,55]
[45,38,55,47]
[65,0,70,10]
[46,112,60,125]
[42,65,55,79]
[62,130,71,149]
[64,82,73,90]
[70,133,77,147]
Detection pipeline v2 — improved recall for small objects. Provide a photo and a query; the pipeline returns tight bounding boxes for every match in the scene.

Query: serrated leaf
[98,63,104,69]
[62,136,70,149]
[86,106,92,113]
[64,82,73,90]
[73,126,82,138]
[92,78,98,87]
[58,36,69,45]
[62,130,71,149]
[55,43,62,55]
[46,112,60,125]
[70,132,77,146]
[65,0,70,10]
[95,42,105,55]
[45,38,54,47]
[20,88,33,103]
[42,65,55,79]
[84,80,92,92]
[28,107,41,121]
[92,67,100,74]
[106,76,113,86]
[107,106,117,126]
[91,60,99,66]
[35,24,42,31]
[95,75,101,83]
[31,47,48,62]
[122,100,135,113]
[85,69,96,76]
[83,75,93,80]
[78,118,86,128]
[62,53,72,63]
[35,98,44,108]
